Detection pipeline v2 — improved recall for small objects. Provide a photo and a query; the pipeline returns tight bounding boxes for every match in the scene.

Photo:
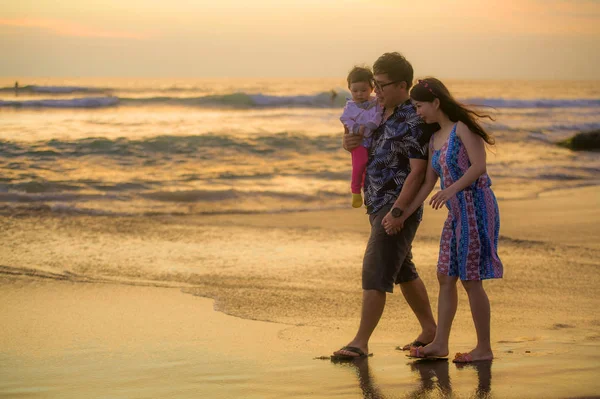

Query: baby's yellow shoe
[352,193,363,208]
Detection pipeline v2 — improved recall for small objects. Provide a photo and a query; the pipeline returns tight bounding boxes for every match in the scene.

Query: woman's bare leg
[459,280,494,361]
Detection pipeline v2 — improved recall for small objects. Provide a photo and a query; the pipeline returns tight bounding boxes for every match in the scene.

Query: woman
[387,78,503,363]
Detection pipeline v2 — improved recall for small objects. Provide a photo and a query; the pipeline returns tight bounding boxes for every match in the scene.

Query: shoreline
[1,185,599,323]
[2,180,599,217]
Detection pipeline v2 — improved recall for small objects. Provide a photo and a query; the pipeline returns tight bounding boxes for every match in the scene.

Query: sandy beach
[1,185,599,398]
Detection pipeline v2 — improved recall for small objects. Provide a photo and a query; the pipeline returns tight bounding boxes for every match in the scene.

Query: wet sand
[1,186,599,398]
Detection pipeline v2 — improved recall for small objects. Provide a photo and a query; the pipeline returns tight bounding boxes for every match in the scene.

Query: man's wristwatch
[391,207,404,218]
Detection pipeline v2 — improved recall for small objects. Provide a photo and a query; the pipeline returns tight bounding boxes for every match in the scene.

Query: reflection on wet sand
[331,357,385,399]
[331,357,493,399]
[407,359,452,398]
[454,360,492,399]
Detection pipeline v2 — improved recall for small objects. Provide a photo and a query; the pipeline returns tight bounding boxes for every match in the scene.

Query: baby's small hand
[343,130,362,152]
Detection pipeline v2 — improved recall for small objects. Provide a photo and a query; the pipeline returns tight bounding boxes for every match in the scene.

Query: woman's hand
[429,187,457,210]
[382,211,405,235]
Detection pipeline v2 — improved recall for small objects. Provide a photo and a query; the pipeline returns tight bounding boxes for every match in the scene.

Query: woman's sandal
[453,352,493,363]
[407,346,448,360]
[396,340,432,351]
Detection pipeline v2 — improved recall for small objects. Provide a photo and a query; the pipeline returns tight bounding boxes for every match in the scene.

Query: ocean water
[1,78,599,216]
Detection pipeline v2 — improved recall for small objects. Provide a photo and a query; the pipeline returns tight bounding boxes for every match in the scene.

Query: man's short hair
[373,52,414,90]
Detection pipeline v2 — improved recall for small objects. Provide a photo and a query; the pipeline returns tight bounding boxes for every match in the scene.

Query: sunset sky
[1,0,599,79]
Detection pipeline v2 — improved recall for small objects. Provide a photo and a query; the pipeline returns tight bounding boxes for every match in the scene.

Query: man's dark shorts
[362,204,422,293]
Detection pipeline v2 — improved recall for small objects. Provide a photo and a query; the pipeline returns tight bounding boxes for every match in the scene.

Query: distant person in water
[14,81,19,96]
[330,89,338,106]
[339,67,383,208]
[403,78,503,363]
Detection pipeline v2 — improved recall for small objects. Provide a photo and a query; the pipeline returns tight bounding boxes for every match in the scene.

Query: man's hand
[381,211,405,235]
[342,125,364,152]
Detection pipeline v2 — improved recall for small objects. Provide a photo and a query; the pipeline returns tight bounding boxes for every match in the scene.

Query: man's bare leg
[399,277,437,348]
[333,289,386,357]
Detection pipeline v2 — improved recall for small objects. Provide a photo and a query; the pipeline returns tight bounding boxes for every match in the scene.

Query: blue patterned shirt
[364,100,436,214]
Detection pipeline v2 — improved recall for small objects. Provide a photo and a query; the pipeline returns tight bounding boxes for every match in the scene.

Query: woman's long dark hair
[410,77,495,145]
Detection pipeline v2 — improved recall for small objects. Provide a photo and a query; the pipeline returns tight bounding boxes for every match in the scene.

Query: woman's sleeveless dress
[430,124,503,280]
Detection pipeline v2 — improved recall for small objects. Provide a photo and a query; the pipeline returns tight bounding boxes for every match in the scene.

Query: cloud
[0,18,152,40]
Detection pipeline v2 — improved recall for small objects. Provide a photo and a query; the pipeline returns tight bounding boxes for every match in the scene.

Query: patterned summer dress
[430,124,503,280]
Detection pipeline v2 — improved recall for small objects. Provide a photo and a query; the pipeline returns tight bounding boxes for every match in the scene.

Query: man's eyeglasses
[372,80,399,91]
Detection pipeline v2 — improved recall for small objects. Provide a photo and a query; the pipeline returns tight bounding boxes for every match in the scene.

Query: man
[333,52,438,360]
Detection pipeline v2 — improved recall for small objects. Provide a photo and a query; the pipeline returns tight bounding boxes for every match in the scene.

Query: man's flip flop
[331,346,372,361]
[406,346,448,360]
[396,340,432,351]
